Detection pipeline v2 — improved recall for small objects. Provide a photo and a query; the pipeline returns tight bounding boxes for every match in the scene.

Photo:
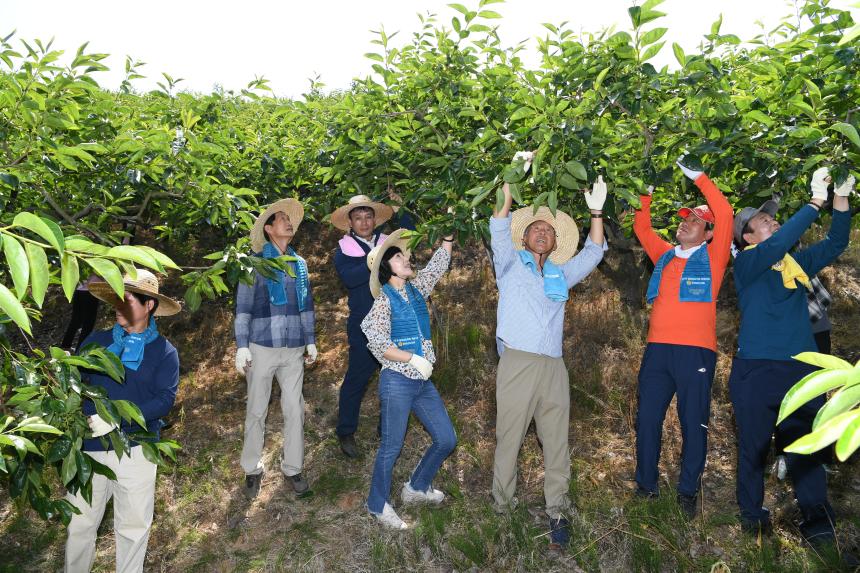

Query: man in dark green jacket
[729,167,853,546]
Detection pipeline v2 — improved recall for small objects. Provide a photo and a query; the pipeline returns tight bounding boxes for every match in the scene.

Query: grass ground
[2,225,859,572]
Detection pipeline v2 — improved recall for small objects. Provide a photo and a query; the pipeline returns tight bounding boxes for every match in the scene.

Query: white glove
[584,175,607,210]
[512,151,534,173]
[676,157,703,180]
[644,185,655,196]
[88,414,116,438]
[305,343,318,364]
[408,354,433,380]
[810,167,831,201]
[235,347,252,375]
[834,174,855,197]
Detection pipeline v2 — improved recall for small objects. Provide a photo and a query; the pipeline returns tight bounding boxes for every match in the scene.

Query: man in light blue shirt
[490,152,608,551]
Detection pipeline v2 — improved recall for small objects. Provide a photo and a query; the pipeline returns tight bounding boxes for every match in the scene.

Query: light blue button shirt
[490,214,607,358]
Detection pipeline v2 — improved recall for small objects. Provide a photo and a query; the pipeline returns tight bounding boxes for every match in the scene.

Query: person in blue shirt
[490,151,607,551]
[729,167,853,547]
[234,198,317,499]
[330,190,414,458]
[64,269,181,573]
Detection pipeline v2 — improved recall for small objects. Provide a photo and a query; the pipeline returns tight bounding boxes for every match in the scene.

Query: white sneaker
[401,482,445,505]
[372,503,408,530]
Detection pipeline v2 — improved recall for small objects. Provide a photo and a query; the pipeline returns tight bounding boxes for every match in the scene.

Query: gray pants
[492,347,571,518]
[241,343,305,476]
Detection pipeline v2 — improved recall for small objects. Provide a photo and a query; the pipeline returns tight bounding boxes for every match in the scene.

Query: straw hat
[330,195,394,232]
[89,268,181,316]
[250,198,305,253]
[510,206,579,265]
[366,228,413,298]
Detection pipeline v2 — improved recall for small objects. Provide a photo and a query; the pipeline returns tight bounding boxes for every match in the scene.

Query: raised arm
[633,188,673,263]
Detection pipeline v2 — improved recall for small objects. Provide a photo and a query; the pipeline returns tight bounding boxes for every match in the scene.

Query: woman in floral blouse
[360,228,456,530]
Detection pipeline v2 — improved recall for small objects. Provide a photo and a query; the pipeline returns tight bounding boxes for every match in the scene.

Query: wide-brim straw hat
[89,268,181,316]
[366,228,412,298]
[250,198,305,253]
[510,206,579,265]
[330,195,394,232]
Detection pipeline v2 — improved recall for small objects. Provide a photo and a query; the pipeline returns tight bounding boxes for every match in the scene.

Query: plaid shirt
[806,275,832,325]
[234,263,316,349]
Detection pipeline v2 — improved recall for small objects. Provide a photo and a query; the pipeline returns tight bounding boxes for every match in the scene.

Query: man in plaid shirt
[234,198,317,499]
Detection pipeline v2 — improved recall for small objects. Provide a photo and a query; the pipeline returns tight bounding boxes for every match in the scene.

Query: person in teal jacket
[729,167,853,549]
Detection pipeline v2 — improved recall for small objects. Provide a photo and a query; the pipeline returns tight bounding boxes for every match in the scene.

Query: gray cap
[733,200,779,245]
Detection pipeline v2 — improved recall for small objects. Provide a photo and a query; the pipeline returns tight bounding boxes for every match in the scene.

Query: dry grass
[2,224,860,572]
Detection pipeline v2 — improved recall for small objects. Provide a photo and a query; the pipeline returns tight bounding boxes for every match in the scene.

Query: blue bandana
[106,317,159,371]
[518,250,569,302]
[262,242,309,311]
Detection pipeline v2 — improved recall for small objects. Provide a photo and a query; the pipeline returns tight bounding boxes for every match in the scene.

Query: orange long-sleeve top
[633,174,734,352]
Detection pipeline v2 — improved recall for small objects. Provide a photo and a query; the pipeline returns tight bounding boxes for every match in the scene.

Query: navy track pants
[635,342,716,497]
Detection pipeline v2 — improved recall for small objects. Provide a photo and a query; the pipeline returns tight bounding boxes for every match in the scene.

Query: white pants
[240,343,305,476]
[65,446,157,573]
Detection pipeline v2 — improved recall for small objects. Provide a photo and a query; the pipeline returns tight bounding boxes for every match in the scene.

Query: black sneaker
[740,513,773,538]
[548,517,570,550]
[289,472,310,495]
[338,434,359,459]
[243,472,263,500]
[634,486,658,499]
[677,493,697,520]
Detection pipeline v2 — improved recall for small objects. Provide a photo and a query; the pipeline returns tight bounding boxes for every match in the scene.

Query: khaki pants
[241,343,305,476]
[492,347,571,518]
[65,446,157,573]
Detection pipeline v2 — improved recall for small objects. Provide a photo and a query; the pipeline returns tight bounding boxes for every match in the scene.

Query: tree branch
[36,184,113,244]
[609,100,655,159]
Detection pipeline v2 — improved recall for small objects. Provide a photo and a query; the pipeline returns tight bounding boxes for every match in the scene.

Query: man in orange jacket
[632,159,733,518]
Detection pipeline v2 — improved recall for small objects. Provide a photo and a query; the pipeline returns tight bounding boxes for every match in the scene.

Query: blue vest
[382,282,431,357]
[646,246,712,304]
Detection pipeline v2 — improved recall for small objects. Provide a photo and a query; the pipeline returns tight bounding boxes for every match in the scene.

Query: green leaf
[793,352,853,370]
[61,450,77,485]
[508,183,523,204]
[829,122,860,149]
[0,282,31,334]
[564,160,588,180]
[672,42,686,67]
[113,399,147,430]
[3,234,29,299]
[743,110,774,127]
[83,347,125,383]
[559,173,579,190]
[777,368,852,424]
[46,436,72,464]
[548,190,558,215]
[61,253,80,302]
[710,13,723,36]
[105,245,162,272]
[364,53,384,62]
[14,420,62,434]
[510,107,535,121]
[812,382,860,431]
[448,3,469,16]
[640,41,665,62]
[838,22,860,46]
[640,27,668,46]
[135,246,180,270]
[11,212,64,254]
[593,67,609,91]
[24,243,48,307]
[835,412,860,461]
[784,410,860,455]
[86,258,124,298]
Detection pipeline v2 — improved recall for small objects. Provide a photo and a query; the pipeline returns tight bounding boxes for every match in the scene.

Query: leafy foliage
[0,214,180,522]
[779,352,860,461]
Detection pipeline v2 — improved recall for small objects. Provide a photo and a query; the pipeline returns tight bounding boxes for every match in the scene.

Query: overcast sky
[4,0,858,98]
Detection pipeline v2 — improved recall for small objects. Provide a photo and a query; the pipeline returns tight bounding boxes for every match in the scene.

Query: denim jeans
[367,369,457,514]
